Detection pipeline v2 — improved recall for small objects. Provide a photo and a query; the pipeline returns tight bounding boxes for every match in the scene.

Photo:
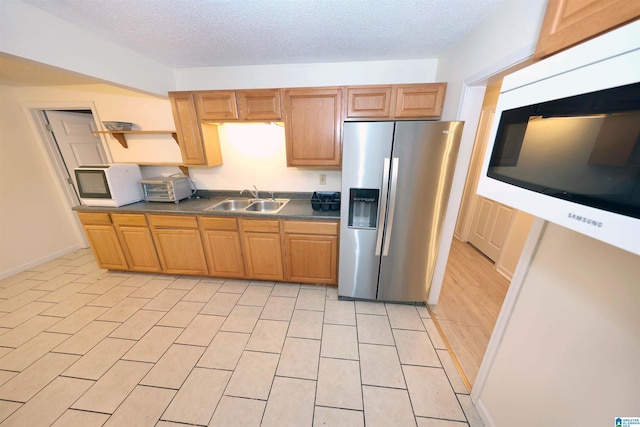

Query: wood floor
[429,238,510,386]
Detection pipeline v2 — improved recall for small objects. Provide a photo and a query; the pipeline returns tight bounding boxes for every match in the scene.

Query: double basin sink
[205,198,290,214]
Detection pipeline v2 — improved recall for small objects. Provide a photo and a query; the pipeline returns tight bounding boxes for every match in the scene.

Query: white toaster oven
[139,175,192,203]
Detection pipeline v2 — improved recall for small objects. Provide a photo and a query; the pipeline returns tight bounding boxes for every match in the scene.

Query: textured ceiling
[21,0,504,68]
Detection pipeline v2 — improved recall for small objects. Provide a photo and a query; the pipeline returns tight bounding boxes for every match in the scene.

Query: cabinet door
[283,88,343,167]
[201,230,246,278]
[346,86,392,118]
[284,234,338,285]
[169,92,207,164]
[534,0,640,59]
[117,226,162,273]
[169,92,223,166]
[237,90,282,120]
[82,225,129,270]
[241,232,284,280]
[152,228,208,275]
[196,91,239,121]
[393,84,446,119]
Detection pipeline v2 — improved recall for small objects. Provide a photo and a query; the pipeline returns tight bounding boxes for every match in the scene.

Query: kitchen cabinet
[534,0,640,59]
[283,87,343,167]
[148,214,208,275]
[346,86,393,118]
[169,91,223,166]
[345,83,446,120]
[77,209,339,283]
[77,212,128,270]
[195,90,282,121]
[283,220,338,285]
[199,217,246,278]
[393,84,446,119]
[239,219,284,280]
[111,214,161,273]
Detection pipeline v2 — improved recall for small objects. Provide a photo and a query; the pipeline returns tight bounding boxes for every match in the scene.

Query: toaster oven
[139,175,192,203]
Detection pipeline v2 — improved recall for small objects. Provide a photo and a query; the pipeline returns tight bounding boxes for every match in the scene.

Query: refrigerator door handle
[375,158,391,256]
[382,157,399,256]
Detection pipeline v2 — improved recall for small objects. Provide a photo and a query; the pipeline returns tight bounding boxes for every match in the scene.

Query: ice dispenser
[348,189,379,229]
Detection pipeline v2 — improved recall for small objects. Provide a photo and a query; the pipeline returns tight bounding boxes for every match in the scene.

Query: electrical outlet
[319,174,327,185]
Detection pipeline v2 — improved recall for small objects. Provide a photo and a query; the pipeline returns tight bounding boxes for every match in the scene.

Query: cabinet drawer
[240,219,280,233]
[199,217,239,231]
[148,215,199,229]
[77,212,112,225]
[283,220,339,236]
[112,213,148,227]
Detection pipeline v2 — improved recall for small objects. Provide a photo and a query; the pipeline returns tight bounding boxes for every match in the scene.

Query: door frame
[22,101,113,245]
[427,41,546,413]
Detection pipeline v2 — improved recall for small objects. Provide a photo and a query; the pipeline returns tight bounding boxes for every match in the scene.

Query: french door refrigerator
[338,121,464,303]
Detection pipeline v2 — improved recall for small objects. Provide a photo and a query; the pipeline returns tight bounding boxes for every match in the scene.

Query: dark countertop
[72,190,341,221]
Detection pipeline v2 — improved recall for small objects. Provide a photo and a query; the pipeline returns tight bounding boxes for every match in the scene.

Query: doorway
[41,109,109,203]
[30,107,111,243]
[430,80,534,388]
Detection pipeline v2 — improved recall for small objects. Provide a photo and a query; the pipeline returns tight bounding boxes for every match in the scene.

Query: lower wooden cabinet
[112,214,161,273]
[148,215,208,276]
[199,217,245,278]
[283,220,338,285]
[77,212,128,270]
[78,211,339,284]
[240,219,284,281]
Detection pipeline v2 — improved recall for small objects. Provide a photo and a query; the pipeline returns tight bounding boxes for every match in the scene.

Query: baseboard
[495,264,513,281]
[474,398,496,427]
[0,244,84,280]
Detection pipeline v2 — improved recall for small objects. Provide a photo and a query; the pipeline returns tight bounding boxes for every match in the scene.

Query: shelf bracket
[178,166,190,176]
[111,132,128,148]
[171,133,179,145]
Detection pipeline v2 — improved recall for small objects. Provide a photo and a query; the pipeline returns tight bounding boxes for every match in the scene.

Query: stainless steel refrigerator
[338,121,464,303]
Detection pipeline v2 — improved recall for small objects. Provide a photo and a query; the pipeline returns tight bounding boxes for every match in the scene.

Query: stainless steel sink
[245,200,285,212]
[206,198,254,211]
[206,198,289,214]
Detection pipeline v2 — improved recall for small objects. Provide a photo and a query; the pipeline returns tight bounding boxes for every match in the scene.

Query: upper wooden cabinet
[283,87,343,167]
[196,91,238,120]
[346,86,393,118]
[169,92,223,166]
[346,83,446,120]
[534,0,640,59]
[237,90,282,121]
[393,84,446,119]
[196,90,282,121]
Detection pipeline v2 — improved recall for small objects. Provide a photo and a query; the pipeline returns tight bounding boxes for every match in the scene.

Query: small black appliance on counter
[311,191,341,211]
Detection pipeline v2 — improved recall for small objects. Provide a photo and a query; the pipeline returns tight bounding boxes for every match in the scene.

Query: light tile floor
[0,249,484,427]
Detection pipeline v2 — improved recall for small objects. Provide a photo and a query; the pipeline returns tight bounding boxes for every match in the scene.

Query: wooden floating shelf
[93,130,178,148]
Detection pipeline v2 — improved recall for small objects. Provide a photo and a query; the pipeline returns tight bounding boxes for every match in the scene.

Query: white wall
[189,123,341,192]
[0,85,82,278]
[436,0,548,120]
[0,0,174,95]
[476,223,640,426]
[12,84,181,164]
[428,0,547,303]
[174,59,438,90]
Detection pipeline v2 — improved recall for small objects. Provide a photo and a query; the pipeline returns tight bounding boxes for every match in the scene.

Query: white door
[468,197,515,262]
[45,110,108,199]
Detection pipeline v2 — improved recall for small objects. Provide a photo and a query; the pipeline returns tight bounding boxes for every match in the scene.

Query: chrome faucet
[240,185,260,200]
